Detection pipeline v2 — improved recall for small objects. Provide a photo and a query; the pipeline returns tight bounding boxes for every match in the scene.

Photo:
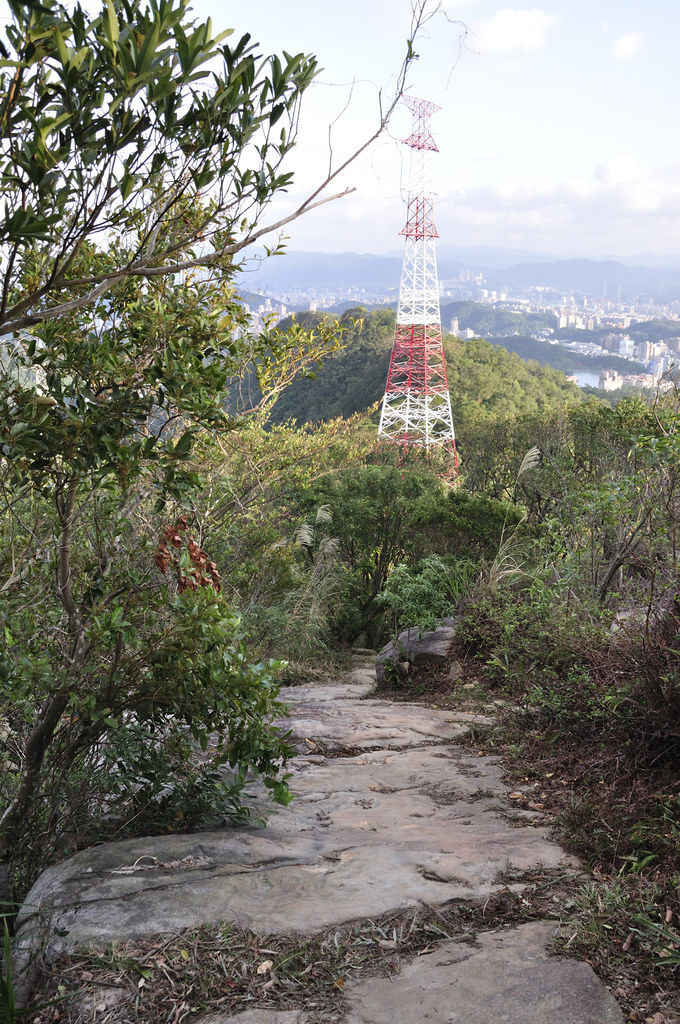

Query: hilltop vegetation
[440,299,557,337]
[491,334,642,374]
[269,307,582,429]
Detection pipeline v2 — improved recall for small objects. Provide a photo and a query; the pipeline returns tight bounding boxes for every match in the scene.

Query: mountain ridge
[243,249,680,302]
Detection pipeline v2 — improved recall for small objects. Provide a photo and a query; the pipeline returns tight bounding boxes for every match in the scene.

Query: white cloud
[435,164,680,254]
[596,155,647,185]
[612,32,643,60]
[473,8,559,54]
[252,163,680,258]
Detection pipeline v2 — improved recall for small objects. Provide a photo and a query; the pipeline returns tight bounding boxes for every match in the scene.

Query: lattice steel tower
[378,96,457,460]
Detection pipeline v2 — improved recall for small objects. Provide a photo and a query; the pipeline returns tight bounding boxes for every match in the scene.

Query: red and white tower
[378,96,457,459]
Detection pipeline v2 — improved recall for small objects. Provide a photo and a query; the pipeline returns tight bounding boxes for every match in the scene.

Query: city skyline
[202,1,680,261]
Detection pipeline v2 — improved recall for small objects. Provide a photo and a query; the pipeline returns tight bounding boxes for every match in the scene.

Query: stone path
[16,662,624,1022]
[207,923,623,1024]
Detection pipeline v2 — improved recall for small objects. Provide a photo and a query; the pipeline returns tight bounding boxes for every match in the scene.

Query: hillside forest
[0,1,679,1018]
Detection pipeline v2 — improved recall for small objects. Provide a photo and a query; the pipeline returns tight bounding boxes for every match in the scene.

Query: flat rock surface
[17,743,567,951]
[345,920,624,1024]
[278,669,493,753]
[197,924,624,1024]
[18,670,564,953]
[16,659,622,1024]
[279,694,478,752]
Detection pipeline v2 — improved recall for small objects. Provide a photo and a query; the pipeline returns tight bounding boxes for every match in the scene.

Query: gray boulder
[376,620,456,683]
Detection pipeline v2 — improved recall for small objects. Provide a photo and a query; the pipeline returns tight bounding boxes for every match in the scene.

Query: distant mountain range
[245,251,402,295]
[483,260,680,302]
[243,248,680,303]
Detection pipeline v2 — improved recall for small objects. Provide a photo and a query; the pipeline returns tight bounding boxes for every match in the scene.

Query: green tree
[296,457,474,645]
[0,0,429,337]
[267,311,582,434]
[0,0,418,911]
[0,249,327,906]
[0,0,320,336]
[0,0,440,912]
[269,308,395,424]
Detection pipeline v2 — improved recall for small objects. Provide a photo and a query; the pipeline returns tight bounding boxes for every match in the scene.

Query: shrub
[377,555,477,634]
[0,562,293,903]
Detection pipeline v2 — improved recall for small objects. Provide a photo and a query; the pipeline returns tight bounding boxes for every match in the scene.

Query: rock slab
[15,660,623,1024]
[277,678,476,753]
[16,740,566,952]
[200,923,623,1024]
[16,677,561,955]
[346,921,623,1024]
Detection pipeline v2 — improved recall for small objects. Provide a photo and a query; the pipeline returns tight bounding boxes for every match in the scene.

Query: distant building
[649,357,666,380]
[599,370,623,391]
[618,336,634,357]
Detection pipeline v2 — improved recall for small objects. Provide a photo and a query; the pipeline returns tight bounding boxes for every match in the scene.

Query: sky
[197,0,680,262]
[3,0,679,261]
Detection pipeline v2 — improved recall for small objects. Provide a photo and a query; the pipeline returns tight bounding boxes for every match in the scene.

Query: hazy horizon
[243,244,680,270]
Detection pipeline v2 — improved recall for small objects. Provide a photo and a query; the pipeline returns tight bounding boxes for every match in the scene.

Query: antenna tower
[378,96,458,468]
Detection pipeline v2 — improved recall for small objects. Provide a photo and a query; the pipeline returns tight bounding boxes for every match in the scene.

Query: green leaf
[105,0,120,43]
[173,430,194,458]
[53,28,69,66]
[136,22,160,76]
